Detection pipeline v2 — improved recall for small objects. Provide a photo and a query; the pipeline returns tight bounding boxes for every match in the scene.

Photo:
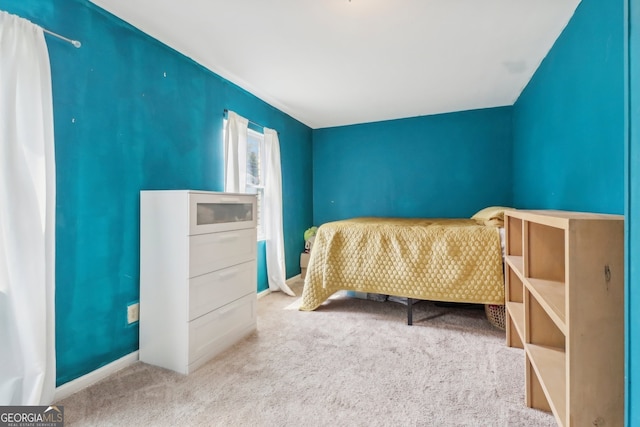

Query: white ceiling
[89,0,580,129]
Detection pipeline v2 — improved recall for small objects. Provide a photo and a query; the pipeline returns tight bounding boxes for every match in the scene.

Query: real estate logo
[0,406,64,427]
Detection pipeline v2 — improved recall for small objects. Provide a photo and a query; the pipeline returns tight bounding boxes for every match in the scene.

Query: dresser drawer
[188,260,256,320]
[188,293,256,368]
[189,228,256,277]
[189,192,256,235]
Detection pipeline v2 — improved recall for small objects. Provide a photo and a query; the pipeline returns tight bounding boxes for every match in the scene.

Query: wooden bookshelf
[504,210,624,427]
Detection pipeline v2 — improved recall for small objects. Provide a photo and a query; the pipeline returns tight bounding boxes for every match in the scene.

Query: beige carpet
[56,280,555,426]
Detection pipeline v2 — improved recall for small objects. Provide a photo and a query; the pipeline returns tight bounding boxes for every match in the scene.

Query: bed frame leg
[407,298,413,325]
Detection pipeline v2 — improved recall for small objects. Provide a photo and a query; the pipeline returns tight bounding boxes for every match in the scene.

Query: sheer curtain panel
[0,11,57,405]
[263,129,294,296]
[224,111,248,193]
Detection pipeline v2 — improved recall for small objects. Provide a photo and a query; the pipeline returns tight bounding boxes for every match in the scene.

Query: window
[223,120,265,240]
[246,128,265,240]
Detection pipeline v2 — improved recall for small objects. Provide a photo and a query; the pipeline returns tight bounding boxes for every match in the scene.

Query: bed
[299,207,509,324]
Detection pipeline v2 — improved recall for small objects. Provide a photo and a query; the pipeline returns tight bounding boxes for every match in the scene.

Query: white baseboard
[257,274,302,300]
[257,288,271,299]
[54,351,139,402]
[287,274,302,284]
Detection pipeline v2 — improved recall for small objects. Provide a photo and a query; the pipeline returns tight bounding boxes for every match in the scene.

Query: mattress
[299,217,505,311]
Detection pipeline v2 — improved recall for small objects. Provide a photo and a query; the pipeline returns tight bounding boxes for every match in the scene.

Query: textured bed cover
[299,217,504,311]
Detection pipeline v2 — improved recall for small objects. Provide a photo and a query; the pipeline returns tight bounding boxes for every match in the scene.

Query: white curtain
[224,111,248,193]
[263,129,294,296]
[0,12,57,405]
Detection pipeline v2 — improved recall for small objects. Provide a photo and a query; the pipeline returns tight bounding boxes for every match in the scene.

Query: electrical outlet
[127,303,139,324]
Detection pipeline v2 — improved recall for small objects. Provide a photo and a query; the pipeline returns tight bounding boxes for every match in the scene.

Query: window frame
[224,118,266,240]
[246,127,266,241]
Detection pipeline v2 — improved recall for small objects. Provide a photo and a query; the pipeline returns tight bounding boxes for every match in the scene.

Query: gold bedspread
[299,217,504,311]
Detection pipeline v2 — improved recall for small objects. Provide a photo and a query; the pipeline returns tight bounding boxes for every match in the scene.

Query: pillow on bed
[471,206,512,227]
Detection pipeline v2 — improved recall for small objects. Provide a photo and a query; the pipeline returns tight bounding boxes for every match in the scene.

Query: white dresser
[139,190,257,374]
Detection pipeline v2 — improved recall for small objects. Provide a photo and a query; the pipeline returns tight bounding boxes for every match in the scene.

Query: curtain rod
[42,27,81,48]
[223,109,275,133]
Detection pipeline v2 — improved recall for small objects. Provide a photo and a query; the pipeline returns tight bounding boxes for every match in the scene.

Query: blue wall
[0,0,312,385]
[627,0,640,424]
[312,107,513,225]
[512,0,625,214]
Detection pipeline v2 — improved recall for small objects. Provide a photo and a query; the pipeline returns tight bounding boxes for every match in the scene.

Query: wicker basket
[485,304,505,330]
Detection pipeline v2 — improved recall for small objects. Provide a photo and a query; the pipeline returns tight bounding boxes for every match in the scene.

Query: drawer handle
[216,233,239,243]
[217,303,237,316]
[218,269,238,280]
